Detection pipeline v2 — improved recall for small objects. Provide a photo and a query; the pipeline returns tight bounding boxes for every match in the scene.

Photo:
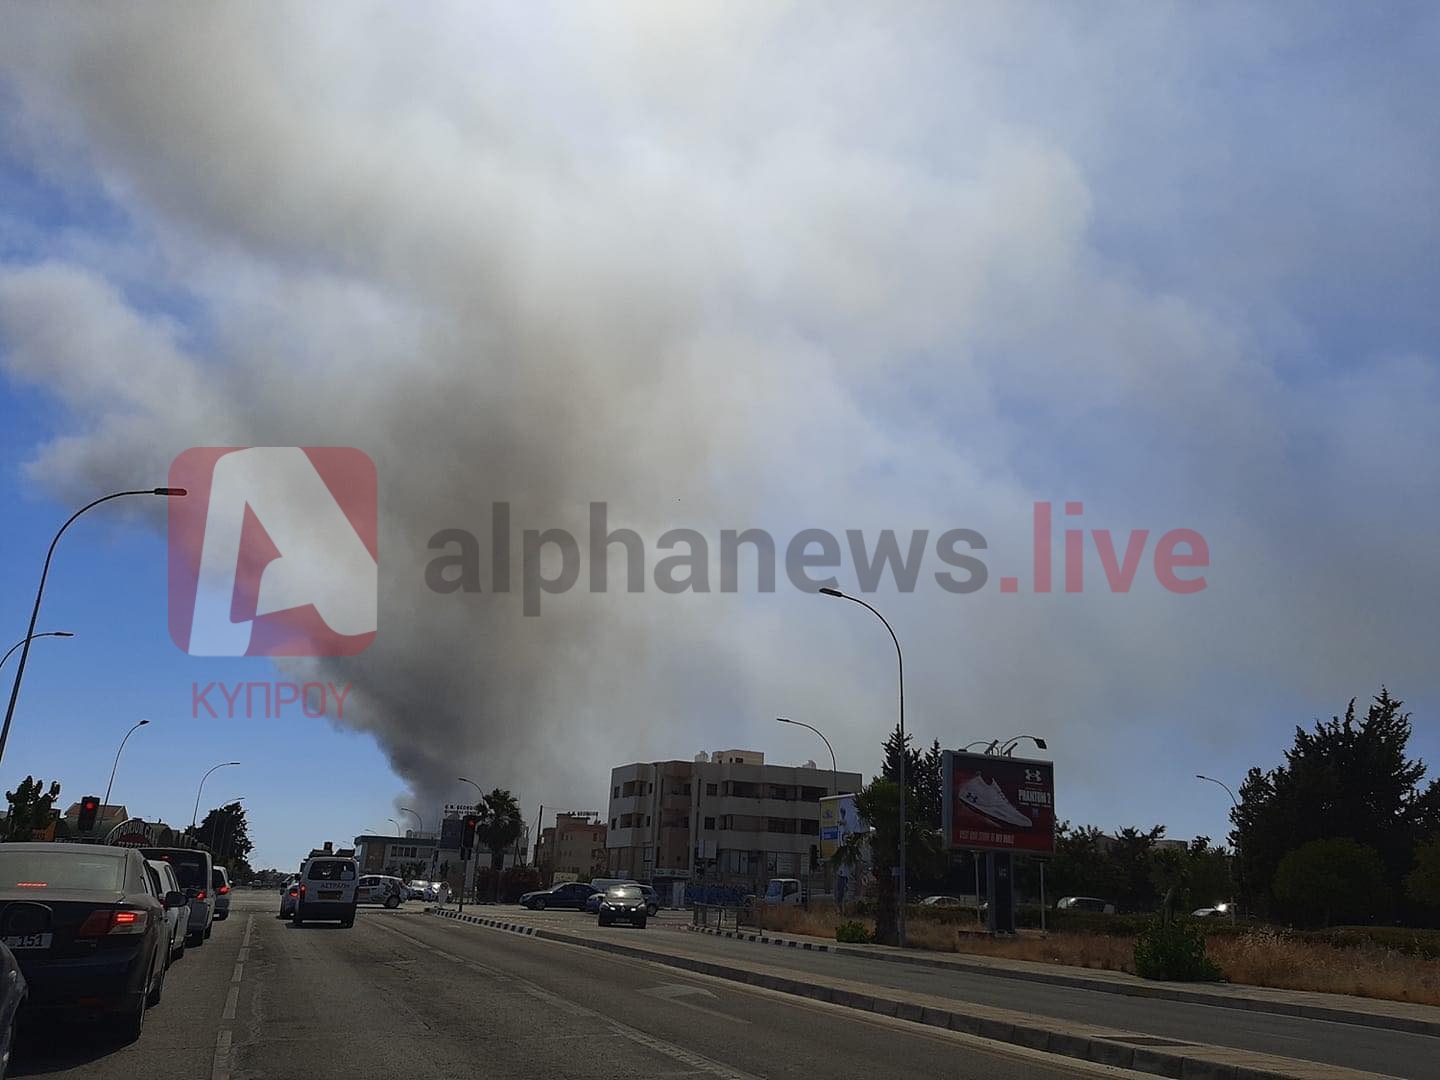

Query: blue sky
[1,4,1437,871]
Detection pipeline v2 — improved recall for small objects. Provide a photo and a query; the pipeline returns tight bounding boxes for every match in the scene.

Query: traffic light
[461,814,479,859]
[78,796,100,833]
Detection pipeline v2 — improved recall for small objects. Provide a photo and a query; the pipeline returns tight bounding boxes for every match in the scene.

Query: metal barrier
[691,903,751,931]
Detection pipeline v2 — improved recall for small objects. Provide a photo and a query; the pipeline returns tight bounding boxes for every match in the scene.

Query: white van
[764,878,805,906]
[294,855,359,926]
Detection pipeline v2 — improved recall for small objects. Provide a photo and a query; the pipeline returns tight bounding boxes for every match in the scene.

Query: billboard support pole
[1039,860,1046,932]
[974,853,982,927]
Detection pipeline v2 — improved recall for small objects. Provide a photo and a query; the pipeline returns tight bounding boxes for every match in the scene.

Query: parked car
[405,880,437,901]
[279,879,300,919]
[294,855,359,926]
[518,882,599,910]
[920,895,966,909]
[637,885,659,916]
[596,884,649,928]
[356,875,406,908]
[211,866,232,921]
[1056,896,1116,914]
[141,847,215,946]
[0,940,25,1078]
[146,859,190,962]
[0,843,178,1041]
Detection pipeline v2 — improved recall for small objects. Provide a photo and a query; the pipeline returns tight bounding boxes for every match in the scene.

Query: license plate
[3,932,52,949]
[319,889,342,899]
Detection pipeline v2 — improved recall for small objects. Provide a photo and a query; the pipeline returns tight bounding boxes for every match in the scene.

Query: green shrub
[836,920,873,944]
[1133,920,1222,981]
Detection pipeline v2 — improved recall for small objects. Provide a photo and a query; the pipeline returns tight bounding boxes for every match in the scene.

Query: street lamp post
[998,735,1048,756]
[1196,774,1244,918]
[818,587,907,948]
[0,487,186,768]
[193,761,241,828]
[101,719,150,822]
[0,631,74,672]
[776,717,838,794]
[457,777,485,912]
[388,818,403,836]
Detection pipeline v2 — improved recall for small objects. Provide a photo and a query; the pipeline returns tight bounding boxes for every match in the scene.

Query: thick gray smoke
[1,4,1437,836]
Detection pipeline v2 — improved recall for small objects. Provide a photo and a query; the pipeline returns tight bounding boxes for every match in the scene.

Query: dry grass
[753,908,1440,1005]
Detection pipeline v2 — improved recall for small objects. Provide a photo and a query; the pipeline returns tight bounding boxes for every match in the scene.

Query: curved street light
[398,806,424,834]
[193,761,241,827]
[387,818,403,836]
[101,718,150,820]
[998,735,1048,757]
[817,586,907,947]
[0,487,187,767]
[776,717,838,794]
[0,631,74,673]
[1196,774,1245,918]
[457,776,485,810]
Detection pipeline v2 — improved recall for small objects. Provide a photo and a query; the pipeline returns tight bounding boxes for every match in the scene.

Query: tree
[1109,825,1167,914]
[1273,838,1388,927]
[1235,689,1439,923]
[829,777,942,944]
[2,776,61,841]
[187,802,253,878]
[1405,837,1440,912]
[476,788,525,901]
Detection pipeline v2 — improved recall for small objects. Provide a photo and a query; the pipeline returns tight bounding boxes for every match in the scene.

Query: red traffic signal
[78,796,101,833]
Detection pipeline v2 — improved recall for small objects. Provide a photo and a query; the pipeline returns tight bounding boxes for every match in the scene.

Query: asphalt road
[9,891,1138,1080]
[476,903,1439,1079]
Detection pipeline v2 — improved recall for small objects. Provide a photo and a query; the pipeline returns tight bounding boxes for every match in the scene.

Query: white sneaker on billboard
[958,774,1032,829]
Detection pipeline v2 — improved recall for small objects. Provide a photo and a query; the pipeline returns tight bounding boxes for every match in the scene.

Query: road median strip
[683,924,1440,1038]
[425,908,1385,1080]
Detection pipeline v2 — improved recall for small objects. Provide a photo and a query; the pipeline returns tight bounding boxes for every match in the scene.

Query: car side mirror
[164,891,187,909]
[184,886,199,899]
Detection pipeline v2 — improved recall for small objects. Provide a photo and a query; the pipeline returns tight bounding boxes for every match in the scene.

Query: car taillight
[299,884,307,896]
[77,908,149,937]
[218,885,230,895]
[289,887,298,897]
[196,889,207,901]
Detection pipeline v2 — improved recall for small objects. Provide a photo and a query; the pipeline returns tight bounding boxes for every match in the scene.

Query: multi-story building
[605,750,861,889]
[352,831,439,876]
[535,811,606,883]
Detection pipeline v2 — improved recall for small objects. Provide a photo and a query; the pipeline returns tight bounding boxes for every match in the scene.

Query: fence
[691,903,754,931]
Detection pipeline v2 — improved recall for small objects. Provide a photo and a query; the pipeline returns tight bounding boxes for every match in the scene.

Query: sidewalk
[682,923,1440,1037]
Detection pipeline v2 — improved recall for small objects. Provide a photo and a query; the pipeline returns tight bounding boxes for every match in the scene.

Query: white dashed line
[211,913,255,1080]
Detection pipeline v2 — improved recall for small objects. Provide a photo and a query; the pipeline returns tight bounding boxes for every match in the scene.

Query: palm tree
[476,788,525,901]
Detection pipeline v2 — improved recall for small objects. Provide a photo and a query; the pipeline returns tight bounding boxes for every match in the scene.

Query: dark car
[0,843,179,1042]
[518,882,598,910]
[140,847,214,945]
[0,941,27,1076]
[596,884,648,928]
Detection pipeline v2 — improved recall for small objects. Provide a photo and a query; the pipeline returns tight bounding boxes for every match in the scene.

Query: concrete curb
[425,908,1381,1080]
[684,924,1440,1038]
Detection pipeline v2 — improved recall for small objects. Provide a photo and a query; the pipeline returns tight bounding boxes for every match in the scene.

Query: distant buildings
[605,749,862,889]
[535,811,606,882]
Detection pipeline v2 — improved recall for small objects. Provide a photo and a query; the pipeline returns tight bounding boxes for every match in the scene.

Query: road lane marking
[211,1029,232,1080]
[212,913,255,1080]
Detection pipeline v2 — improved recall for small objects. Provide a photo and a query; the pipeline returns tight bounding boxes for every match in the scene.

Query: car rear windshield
[307,859,356,881]
[142,849,208,890]
[212,868,227,887]
[606,885,642,899]
[0,850,126,891]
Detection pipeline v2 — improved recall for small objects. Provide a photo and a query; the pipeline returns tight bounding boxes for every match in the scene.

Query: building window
[648,783,654,793]
[704,817,715,830]
[611,818,617,830]
[645,815,651,826]
[705,783,717,796]
[800,819,819,835]
[613,787,619,798]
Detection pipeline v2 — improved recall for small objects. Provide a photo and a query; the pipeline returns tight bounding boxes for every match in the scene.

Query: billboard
[819,793,868,859]
[941,751,1055,854]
